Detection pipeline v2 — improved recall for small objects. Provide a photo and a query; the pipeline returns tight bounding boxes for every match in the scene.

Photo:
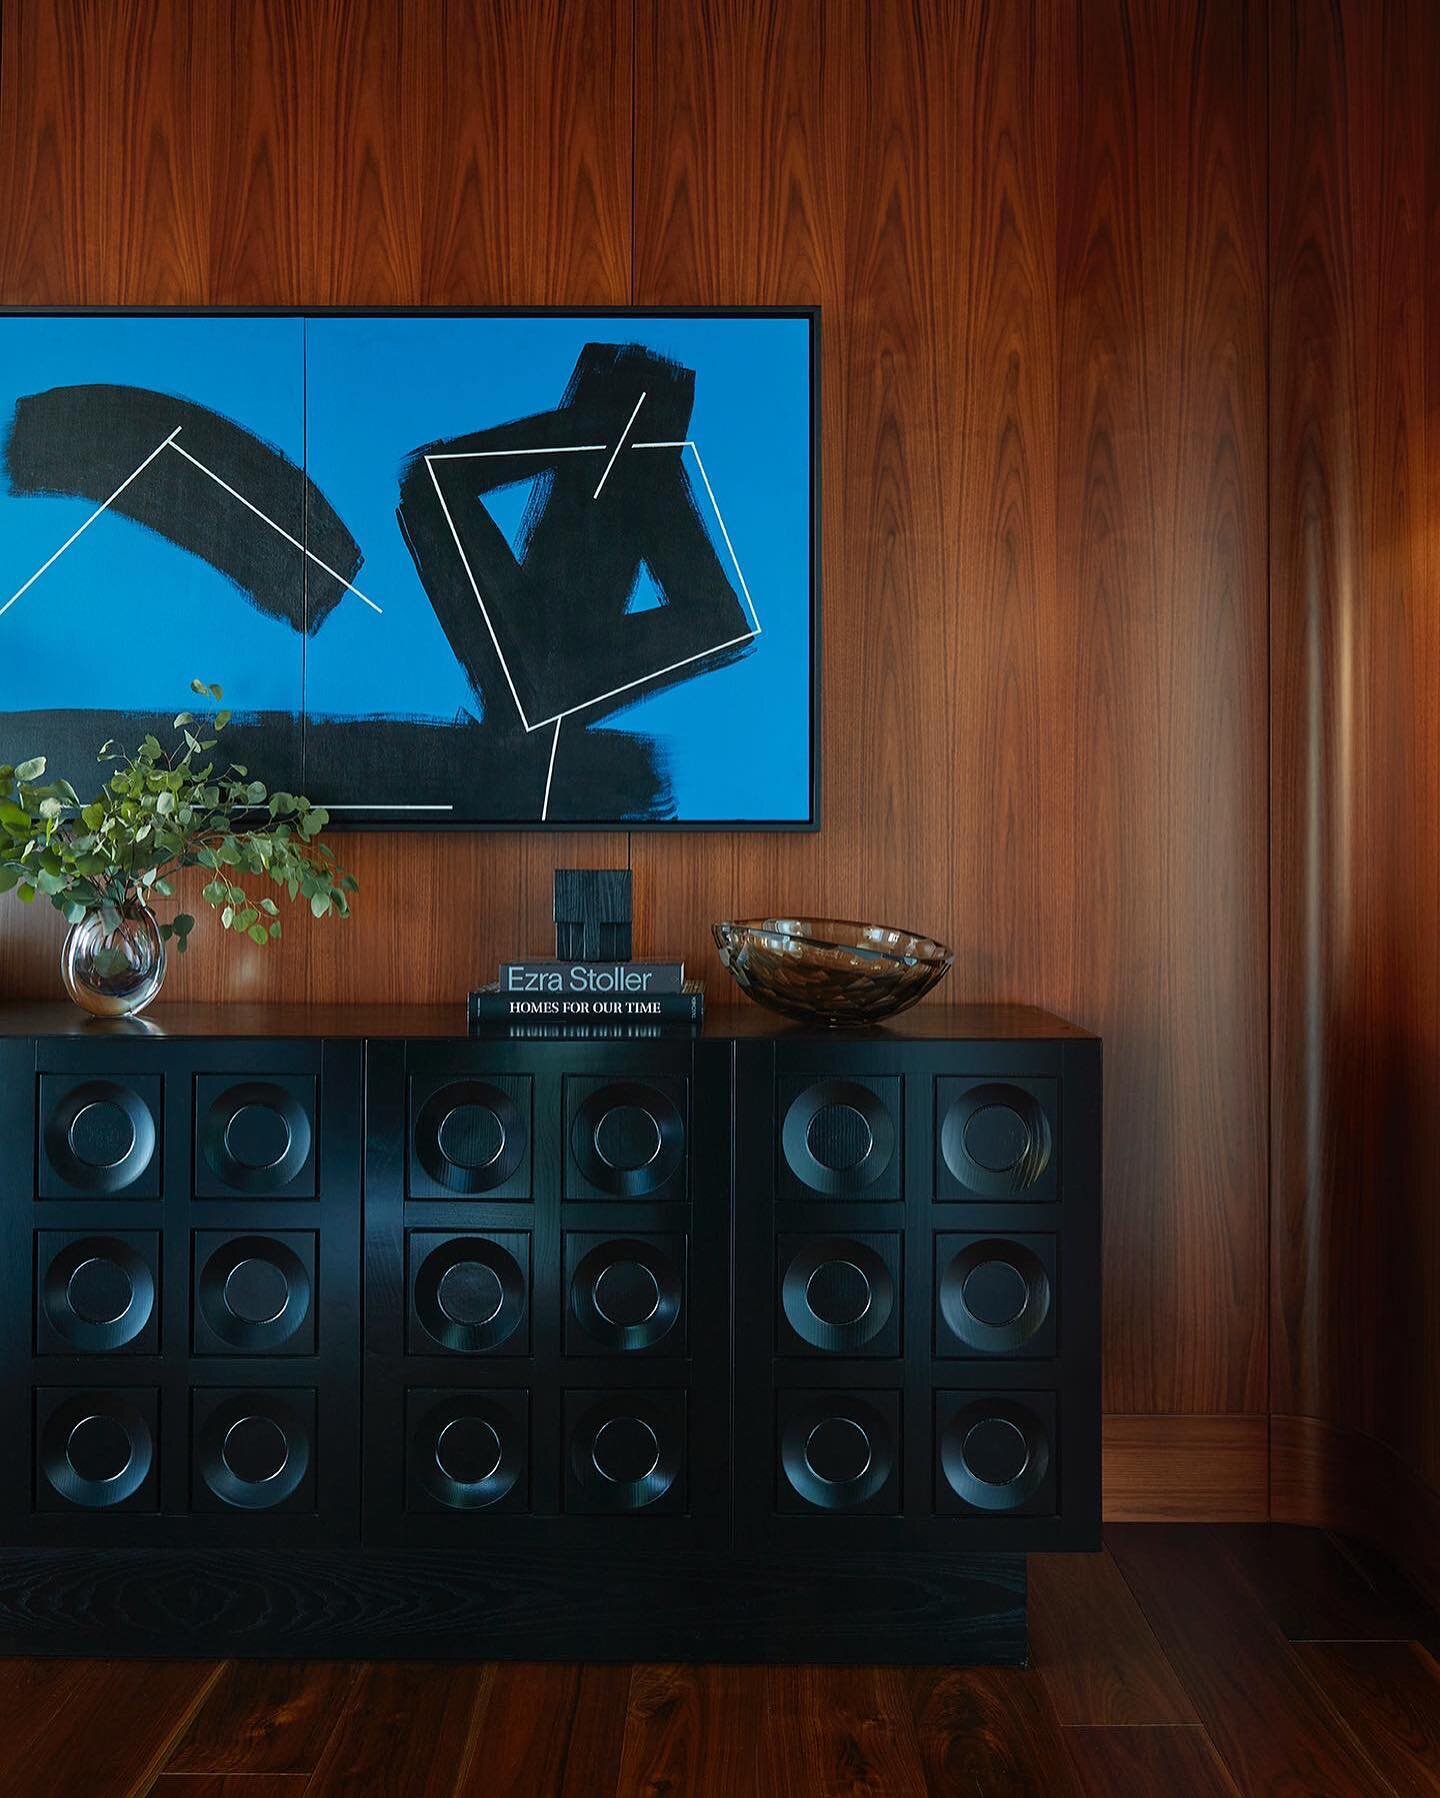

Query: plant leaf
[1,682,356,964]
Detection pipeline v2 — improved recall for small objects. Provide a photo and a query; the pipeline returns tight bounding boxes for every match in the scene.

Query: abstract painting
[0,310,817,827]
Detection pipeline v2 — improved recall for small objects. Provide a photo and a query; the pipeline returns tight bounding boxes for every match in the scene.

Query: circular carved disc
[435,1416,504,1486]
[198,1236,310,1352]
[436,1104,505,1170]
[571,1084,685,1197]
[222,1415,290,1484]
[67,1256,135,1326]
[937,1238,1051,1354]
[781,1081,894,1195]
[412,1237,526,1353]
[593,1105,662,1171]
[198,1395,309,1509]
[224,1257,292,1326]
[780,1237,894,1353]
[436,1260,506,1327]
[567,1397,680,1511]
[224,1102,293,1171]
[66,1413,133,1484]
[69,1100,136,1169]
[593,1260,662,1327]
[805,1103,873,1171]
[591,1416,661,1484]
[962,1416,1030,1486]
[939,1398,1051,1512]
[43,1236,154,1351]
[569,1239,682,1352]
[804,1415,872,1484]
[963,1103,1032,1173]
[939,1083,1053,1195]
[414,1082,527,1194]
[780,1395,894,1510]
[40,1393,153,1508]
[412,1396,523,1510]
[961,1259,1029,1328]
[44,1081,156,1194]
[804,1258,872,1327]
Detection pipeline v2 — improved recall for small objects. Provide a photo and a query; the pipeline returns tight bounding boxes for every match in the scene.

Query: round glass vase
[60,898,167,1019]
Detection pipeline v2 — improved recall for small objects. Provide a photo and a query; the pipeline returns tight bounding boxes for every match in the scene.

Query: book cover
[497,960,685,996]
[469,980,704,1034]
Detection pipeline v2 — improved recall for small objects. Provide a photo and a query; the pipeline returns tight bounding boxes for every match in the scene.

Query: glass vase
[61,899,167,1019]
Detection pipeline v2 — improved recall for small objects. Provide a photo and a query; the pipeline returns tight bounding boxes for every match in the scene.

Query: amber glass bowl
[712,917,954,1027]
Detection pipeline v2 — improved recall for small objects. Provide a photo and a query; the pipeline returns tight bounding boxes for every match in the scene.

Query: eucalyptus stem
[0,680,356,954]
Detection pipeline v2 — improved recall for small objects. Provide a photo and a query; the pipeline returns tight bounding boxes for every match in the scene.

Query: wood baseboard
[1270,1413,1440,1611]
[1103,1415,1269,1522]
[1101,1413,1440,1590]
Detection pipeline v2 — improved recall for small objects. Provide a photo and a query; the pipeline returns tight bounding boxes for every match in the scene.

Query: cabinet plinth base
[0,1545,1026,1664]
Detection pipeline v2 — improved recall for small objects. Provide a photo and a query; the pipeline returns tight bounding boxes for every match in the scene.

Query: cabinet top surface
[0,1000,1096,1043]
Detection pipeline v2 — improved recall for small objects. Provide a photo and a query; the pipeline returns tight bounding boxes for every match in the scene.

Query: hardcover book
[469,980,704,1034]
[498,960,685,996]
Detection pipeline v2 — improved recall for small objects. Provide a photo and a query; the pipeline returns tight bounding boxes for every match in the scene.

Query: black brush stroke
[397,342,754,731]
[0,709,673,825]
[5,384,362,632]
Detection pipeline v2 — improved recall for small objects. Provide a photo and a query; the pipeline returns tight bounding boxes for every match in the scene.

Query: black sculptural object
[554,869,633,961]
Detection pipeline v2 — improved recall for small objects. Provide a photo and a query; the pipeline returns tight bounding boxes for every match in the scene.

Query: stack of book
[468,959,703,1035]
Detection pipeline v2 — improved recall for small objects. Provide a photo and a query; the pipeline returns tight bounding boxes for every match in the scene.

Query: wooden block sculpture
[554,869,633,961]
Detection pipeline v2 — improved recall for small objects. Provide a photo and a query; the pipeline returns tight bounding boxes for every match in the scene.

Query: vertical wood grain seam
[1265,0,1275,1505]
[630,0,637,307]
[627,0,636,892]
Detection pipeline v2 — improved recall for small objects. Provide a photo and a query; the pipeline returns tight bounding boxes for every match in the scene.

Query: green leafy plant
[0,680,356,965]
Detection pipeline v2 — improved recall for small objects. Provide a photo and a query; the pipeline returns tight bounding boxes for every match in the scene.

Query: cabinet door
[734,1034,1100,1554]
[361,1035,730,1551]
[0,1036,362,1552]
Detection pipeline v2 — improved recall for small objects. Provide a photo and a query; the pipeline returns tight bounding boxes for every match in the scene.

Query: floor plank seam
[292,1660,369,1792]
[127,1660,232,1798]
[1060,1722,1228,1730]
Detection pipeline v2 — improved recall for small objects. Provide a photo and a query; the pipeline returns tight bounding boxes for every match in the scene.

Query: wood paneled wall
[1059,0,1268,1434]
[1271,0,1440,1548]
[0,1,1273,1491]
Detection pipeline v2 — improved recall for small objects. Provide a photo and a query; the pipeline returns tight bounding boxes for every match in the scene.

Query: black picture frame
[0,305,822,833]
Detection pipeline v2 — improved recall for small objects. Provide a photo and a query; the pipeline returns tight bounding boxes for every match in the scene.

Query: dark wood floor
[2,1526,1439,1796]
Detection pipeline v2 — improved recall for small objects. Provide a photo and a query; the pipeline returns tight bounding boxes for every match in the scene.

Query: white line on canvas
[424,435,762,738]
[541,716,562,821]
[425,454,535,731]
[0,426,182,619]
[687,443,761,632]
[527,629,761,731]
[166,439,383,615]
[591,392,646,500]
[1,411,768,789]
[631,440,760,630]
[425,445,608,460]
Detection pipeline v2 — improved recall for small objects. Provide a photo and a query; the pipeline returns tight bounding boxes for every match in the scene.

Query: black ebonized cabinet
[0,1004,1099,1663]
